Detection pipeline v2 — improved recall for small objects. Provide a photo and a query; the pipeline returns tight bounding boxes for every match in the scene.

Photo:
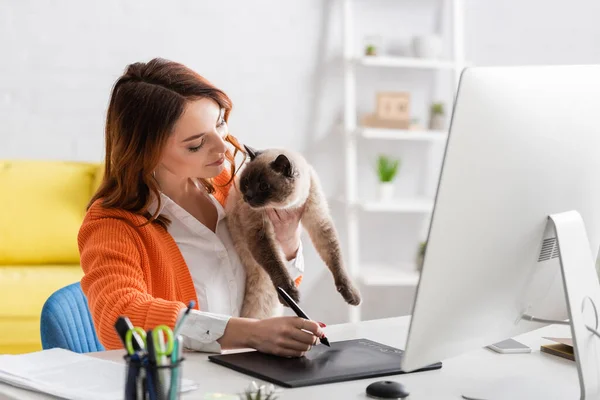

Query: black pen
[276,287,330,347]
[146,330,160,400]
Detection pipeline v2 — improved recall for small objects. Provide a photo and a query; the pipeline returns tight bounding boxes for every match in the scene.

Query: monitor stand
[462,211,600,400]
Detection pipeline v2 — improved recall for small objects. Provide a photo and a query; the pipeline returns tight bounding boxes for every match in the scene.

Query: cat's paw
[276,279,301,304]
[336,280,361,306]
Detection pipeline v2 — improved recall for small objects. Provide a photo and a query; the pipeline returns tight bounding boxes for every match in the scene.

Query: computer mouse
[366,380,409,399]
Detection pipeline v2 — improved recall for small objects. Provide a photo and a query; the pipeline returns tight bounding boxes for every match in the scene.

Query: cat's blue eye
[259,182,269,191]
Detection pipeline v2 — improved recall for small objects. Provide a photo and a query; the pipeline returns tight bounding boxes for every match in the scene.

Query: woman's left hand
[266,207,304,260]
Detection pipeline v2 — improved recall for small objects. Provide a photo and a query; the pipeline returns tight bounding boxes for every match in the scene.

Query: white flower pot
[429,114,446,130]
[412,35,442,59]
[378,182,395,202]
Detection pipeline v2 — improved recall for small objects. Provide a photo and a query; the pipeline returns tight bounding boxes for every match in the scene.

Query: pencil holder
[147,359,184,400]
[124,354,184,400]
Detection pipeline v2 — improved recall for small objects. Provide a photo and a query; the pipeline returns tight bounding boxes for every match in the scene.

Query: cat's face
[239,146,299,209]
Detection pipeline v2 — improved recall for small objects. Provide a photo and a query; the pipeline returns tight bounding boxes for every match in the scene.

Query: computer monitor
[401,66,600,399]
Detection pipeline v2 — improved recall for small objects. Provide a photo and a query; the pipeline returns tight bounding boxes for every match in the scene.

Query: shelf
[334,197,435,213]
[359,264,421,286]
[354,56,457,70]
[359,127,448,142]
[361,197,434,213]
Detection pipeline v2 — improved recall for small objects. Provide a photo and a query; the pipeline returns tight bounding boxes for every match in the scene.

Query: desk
[0,316,580,399]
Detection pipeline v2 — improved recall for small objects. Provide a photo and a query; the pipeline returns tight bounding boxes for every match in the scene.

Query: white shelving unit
[356,56,457,70]
[359,127,448,142]
[360,198,434,213]
[342,0,465,322]
[334,197,434,213]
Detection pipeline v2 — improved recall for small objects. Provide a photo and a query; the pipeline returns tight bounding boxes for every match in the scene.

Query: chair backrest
[40,282,104,353]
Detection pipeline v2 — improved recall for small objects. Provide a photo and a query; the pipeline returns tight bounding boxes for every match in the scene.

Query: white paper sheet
[0,348,198,400]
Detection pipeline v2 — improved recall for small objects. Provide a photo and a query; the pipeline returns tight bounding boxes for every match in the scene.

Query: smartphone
[486,338,531,354]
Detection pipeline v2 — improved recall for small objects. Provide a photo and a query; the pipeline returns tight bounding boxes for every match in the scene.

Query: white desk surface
[0,316,579,400]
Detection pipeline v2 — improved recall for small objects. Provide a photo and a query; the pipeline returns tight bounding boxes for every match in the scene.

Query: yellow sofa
[0,160,103,354]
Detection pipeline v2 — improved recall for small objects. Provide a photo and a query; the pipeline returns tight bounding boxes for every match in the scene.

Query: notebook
[209,338,442,388]
[541,337,575,361]
[0,348,198,400]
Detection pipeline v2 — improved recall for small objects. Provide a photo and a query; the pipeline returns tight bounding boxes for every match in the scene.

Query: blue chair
[40,282,104,353]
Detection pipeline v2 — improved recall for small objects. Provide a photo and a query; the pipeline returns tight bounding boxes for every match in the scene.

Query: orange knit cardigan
[79,172,234,350]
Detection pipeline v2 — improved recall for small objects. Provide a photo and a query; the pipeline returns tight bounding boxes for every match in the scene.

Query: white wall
[0,0,335,159]
[464,0,600,66]
[2,0,600,324]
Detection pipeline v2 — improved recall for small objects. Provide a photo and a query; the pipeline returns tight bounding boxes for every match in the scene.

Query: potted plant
[365,44,377,56]
[429,102,446,130]
[364,35,381,56]
[242,382,279,400]
[416,241,427,271]
[376,154,400,201]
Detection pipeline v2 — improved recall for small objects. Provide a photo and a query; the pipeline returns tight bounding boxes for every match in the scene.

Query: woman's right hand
[248,316,325,357]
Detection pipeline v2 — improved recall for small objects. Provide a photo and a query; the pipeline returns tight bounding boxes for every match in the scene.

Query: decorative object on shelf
[362,92,411,129]
[409,117,423,131]
[429,102,446,130]
[377,154,400,202]
[416,241,427,271]
[364,35,382,56]
[412,34,442,59]
[242,381,280,400]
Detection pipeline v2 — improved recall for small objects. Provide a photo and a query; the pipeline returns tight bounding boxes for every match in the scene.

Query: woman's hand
[266,207,304,260]
[248,316,324,357]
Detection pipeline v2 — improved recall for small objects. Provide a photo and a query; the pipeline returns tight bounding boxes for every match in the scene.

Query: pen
[168,335,183,400]
[146,330,162,400]
[124,352,140,400]
[173,300,195,337]
[276,287,330,347]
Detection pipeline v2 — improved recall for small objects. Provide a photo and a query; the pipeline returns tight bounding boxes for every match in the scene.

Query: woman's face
[158,98,228,179]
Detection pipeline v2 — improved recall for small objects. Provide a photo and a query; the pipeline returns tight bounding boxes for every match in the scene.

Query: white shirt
[150,188,304,353]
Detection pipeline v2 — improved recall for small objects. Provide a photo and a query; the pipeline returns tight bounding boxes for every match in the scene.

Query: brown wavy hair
[89,58,245,228]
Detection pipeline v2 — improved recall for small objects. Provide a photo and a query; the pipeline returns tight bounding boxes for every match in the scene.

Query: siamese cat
[225,145,361,319]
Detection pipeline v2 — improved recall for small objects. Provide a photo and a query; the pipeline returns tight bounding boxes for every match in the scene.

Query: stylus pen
[276,287,330,347]
[173,300,195,337]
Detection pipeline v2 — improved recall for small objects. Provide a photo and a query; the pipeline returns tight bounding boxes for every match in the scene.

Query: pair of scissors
[149,325,175,365]
[125,325,174,358]
[146,325,175,400]
[125,327,147,355]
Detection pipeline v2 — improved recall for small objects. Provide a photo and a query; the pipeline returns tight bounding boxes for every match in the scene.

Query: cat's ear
[271,154,293,177]
[244,144,260,161]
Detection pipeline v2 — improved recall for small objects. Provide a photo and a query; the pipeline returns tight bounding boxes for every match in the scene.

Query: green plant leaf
[419,241,427,256]
[431,102,445,115]
[377,155,401,182]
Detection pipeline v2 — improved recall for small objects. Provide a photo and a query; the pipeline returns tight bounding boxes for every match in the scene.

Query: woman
[79,58,324,357]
